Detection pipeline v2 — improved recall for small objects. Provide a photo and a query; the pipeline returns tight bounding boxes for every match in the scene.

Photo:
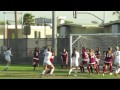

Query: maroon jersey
[81,50,88,59]
[33,50,40,60]
[89,53,96,64]
[105,51,113,63]
[61,51,68,61]
[95,50,100,59]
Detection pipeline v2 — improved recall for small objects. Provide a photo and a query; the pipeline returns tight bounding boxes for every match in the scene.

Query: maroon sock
[87,66,90,73]
[82,66,84,72]
[103,66,106,73]
[95,67,98,74]
[109,65,112,73]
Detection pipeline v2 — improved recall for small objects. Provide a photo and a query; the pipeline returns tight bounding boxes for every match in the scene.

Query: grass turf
[0,64,119,79]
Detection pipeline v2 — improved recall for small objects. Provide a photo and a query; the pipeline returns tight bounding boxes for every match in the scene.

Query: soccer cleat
[114,73,118,77]
[110,73,113,75]
[40,74,43,77]
[74,74,77,76]
[67,74,70,76]
[102,73,104,76]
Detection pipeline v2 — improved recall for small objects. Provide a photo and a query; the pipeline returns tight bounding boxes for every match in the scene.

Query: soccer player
[87,49,99,74]
[45,50,55,74]
[95,47,101,72]
[80,47,89,73]
[61,48,68,69]
[67,48,80,76]
[113,46,120,77]
[43,46,48,55]
[40,47,55,77]
[102,47,113,76]
[32,47,40,71]
[4,47,13,71]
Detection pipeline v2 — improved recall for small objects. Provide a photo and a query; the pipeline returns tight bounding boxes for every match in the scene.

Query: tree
[0,21,11,25]
[112,11,120,20]
[65,20,73,24]
[23,13,35,25]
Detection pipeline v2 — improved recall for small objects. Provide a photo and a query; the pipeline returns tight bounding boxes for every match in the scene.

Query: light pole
[73,11,105,24]
[52,11,57,55]
[3,12,7,46]
[3,11,22,46]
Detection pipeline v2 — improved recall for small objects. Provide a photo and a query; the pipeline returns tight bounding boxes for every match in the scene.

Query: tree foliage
[23,13,35,25]
[0,21,11,25]
[65,20,73,24]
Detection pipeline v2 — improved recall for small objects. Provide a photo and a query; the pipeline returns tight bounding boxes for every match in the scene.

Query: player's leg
[80,62,83,73]
[102,63,107,76]
[68,60,74,76]
[109,63,113,75]
[33,59,37,71]
[66,60,68,69]
[40,64,47,77]
[93,64,99,74]
[74,62,79,76]
[87,64,91,74]
[4,59,11,70]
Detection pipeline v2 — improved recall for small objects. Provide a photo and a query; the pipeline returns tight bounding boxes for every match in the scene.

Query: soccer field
[0,64,119,79]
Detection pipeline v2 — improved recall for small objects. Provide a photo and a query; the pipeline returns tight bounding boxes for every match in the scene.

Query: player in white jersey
[40,47,55,77]
[4,47,13,70]
[113,46,120,77]
[43,46,48,55]
[67,48,80,76]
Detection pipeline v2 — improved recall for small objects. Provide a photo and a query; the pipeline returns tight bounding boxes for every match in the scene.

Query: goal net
[70,33,120,67]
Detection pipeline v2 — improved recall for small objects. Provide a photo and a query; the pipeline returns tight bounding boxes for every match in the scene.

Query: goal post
[70,33,120,68]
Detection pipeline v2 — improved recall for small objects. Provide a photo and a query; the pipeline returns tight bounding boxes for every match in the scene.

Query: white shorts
[72,61,79,67]
[43,61,52,66]
[5,57,11,62]
[96,58,100,63]
[114,61,120,67]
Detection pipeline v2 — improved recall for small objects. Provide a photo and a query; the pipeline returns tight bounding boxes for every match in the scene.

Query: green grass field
[0,64,119,79]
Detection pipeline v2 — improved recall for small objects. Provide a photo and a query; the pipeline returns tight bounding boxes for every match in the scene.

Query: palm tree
[112,11,120,20]
[23,13,35,25]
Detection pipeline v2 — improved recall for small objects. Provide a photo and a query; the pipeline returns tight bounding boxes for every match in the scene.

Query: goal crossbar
[70,33,120,68]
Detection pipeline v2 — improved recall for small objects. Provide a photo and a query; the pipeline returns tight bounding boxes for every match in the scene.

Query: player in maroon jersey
[61,48,68,69]
[32,47,40,71]
[87,49,99,74]
[102,47,113,76]
[80,47,89,73]
[95,47,101,72]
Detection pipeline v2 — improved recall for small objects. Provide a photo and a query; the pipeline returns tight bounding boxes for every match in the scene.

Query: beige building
[0,25,52,39]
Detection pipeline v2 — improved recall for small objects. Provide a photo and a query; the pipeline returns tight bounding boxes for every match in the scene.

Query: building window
[34,31,37,38]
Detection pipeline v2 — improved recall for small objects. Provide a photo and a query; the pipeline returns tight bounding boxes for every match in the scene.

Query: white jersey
[43,49,48,55]
[4,50,13,61]
[72,51,80,63]
[113,51,120,62]
[43,51,52,62]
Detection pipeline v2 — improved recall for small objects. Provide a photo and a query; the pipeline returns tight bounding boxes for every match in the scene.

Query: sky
[0,11,118,24]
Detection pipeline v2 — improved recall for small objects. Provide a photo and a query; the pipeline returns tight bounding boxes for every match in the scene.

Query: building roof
[101,20,120,27]
[57,23,83,28]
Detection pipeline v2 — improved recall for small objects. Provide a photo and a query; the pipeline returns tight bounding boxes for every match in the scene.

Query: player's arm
[10,51,13,56]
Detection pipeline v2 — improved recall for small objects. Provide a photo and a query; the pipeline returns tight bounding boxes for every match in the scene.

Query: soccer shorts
[5,57,11,62]
[43,61,52,66]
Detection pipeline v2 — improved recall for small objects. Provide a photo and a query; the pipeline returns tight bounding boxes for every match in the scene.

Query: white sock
[75,70,77,74]
[50,68,54,75]
[41,70,46,75]
[5,65,8,69]
[69,68,73,75]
